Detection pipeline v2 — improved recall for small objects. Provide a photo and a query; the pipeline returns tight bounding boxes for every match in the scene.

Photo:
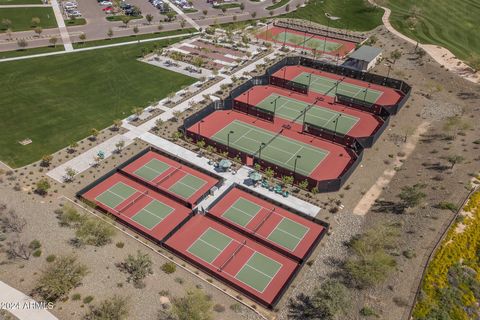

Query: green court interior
[272,31,342,52]
[211,120,328,176]
[255,93,359,134]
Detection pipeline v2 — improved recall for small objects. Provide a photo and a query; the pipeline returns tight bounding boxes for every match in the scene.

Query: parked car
[119,2,131,9]
[102,6,113,11]
[63,2,77,7]
[68,10,82,17]
[99,1,112,6]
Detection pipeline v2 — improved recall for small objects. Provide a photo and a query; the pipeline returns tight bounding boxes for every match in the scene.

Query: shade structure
[219,159,232,169]
[249,171,263,181]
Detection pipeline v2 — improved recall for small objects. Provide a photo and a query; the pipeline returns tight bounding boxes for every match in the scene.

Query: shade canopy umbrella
[249,171,263,182]
[219,159,232,169]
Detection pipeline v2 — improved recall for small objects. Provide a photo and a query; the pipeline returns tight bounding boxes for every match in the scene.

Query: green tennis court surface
[235,252,282,292]
[267,218,309,251]
[212,120,328,176]
[222,197,262,227]
[293,72,383,104]
[256,93,359,135]
[134,158,170,181]
[272,31,342,52]
[131,200,174,229]
[168,174,207,199]
[188,228,232,263]
[95,182,137,209]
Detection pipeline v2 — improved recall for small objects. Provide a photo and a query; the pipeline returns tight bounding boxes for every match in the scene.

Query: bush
[229,303,242,313]
[75,219,115,247]
[174,277,184,285]
[116,242,124,248]
[72,293,81,301]
[213,304,225,312]
[83,296,94,304]
[161,262,176,274]
[46,254,56,263]
[117,251,153,288]
[29,240,41,250]
[84,295,129,320]
[436,201,458,212]
[359,306,377,317]
[32,249,42,257]
[56,206,86,228]
[34,255,88,302]
[171,289,212,320]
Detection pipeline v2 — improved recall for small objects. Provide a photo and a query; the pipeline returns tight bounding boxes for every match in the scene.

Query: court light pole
[363,83,371,103]
[227,130,234,151]
[272,96,281,117]
[258,142,266,160]
[333,114,341,142]
[293,155,301,177]
[197,120,204,138]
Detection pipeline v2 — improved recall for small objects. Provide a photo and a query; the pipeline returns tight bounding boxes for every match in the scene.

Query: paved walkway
[0,281,58,320]
[369,0,479,84]
[162,0,200,30]
[50,0,73,52]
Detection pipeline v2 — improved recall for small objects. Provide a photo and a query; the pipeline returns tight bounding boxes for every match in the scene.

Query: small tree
[285,4,290,11]
[6,236,32,260]
[68,142,78,153]
[133,25,139,35]
[447,155,464,169]
[155,118,164,130]
[117,251,153,288]
[298,180,309,190]
[264,167,274,181]
[157,24,164,31]
[41,154,53,167]
[251,11,257,18]
[398,183,426,208]
[31,17,41,27]
[90,128,99,140]
[17,39,28,50]
[107,28,113,38]
[132,107,143,117]
[121,16,131,28]
[390,49,402,64]
[64,167,77,182]
[79,32,87,44]
[115,140,125,153]
[1,18,12,30]
[172,289,213,320]
[75,219,115,247]
[49,36,58,47]
[269,10,274,17]
[34,255,88,302]
[166,11,176,22]
[196,140,206,149]
[180,19,186,28]
[146,14,154,24]
[282,175,294,186]
[240,2,244,11]
[202,9,208,16]
[221,7,227,14]
[85,296,130,320]
[112,119,122,131]
[34,26,42,37]
[36,179,51,196]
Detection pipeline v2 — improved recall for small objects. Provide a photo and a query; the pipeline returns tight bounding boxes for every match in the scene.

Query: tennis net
[156,165,182,186]
[218,240,247,272]
[118,190,149,212]
[252,207,276,234]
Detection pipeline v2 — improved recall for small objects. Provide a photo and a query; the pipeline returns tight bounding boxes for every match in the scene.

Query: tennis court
[211,120,328,176]
[122,151,216,202]
[272,31,342,52]
[95,181,175,230]
[256,93,359,135]
[187,227,282,293]
[293,72,383,104]
[221,197,309,251]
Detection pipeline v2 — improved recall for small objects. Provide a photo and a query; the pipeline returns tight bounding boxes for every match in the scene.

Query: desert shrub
[84,295,129,320]
[34,255,88,302]
[117,251,153,288]
[75,219,115,247]
[171,289,212,320]
[161,262,176,274]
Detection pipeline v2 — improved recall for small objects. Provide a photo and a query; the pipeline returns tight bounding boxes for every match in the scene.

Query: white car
[99,1,113,5]
[64,3,77,9]
[63,1,77,7]
[68,10,82,17]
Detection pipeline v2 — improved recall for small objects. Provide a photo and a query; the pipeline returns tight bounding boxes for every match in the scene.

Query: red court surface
[164,215,299,307]
[187,110,354,181]
[235,85,383,138]
[257,26,356,57]
[120,151,219,205]
[273,65,404,106]
[207,187,326,260]
[82,173,191,241]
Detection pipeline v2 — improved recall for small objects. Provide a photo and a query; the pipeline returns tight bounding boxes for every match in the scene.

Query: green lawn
[0,45,63,59]
[280,0,383,31]
[106,14,142,22]
[266,0,290,10]
[0,0,41,4]
[385,0,480,61]
[0,7,57,32]
[72,28,196,49]
[0,38,195,167]
[214,3,241,10]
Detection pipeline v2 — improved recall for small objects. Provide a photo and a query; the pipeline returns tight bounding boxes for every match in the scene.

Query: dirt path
[353,121,430,215]
[369,0,480,84]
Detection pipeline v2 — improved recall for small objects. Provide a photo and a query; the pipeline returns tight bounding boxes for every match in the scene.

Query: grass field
[0,0,40,4]
[266,0,290,10]
[385,0,480,61]
[0,7,57,32]
[0,45,63,59]
[280,0,383,31]
[0,38,195,167]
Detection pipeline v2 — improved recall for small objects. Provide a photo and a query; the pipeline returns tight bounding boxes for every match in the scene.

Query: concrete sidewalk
[0,281,58,320]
